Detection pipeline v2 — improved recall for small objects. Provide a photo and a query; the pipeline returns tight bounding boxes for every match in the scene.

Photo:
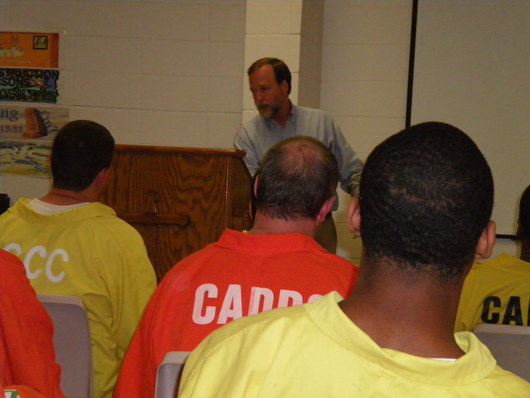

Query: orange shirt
[115,230,358,398]
[0,250,65,398]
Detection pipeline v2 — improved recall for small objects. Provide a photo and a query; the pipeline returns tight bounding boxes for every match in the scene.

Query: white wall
[0,0,246,201]
[321,0,412,262]
[411,1,530,236]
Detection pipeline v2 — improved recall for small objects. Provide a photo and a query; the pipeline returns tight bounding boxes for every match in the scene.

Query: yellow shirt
[456,253,530,332]
[180,292,530,397]
[0,199,156,398]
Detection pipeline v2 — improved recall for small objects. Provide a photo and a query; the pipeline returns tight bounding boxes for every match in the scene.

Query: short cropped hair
[255,136,339,220]
[51,120,114,192]
[519,185,530,238]
[360,122,493,280]
[247,57,292,94]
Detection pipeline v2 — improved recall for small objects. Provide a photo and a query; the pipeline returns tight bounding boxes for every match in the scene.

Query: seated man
[178,122,530,397]
[115,136,359,398]
[0,249,65,398]
[456,184,530,331]
[0,120,157,398]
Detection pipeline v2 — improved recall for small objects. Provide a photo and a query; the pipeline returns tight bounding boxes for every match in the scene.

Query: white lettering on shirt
[248,287,274,315]
[45,248,67,283]
[192,283,218,325]
[278,289,303,308]
[3,243,67,283]
[24,245,46,279]
[308,294,323,303]
[218,284,243,324]
[191,283,322,325]
[4,242,22,256]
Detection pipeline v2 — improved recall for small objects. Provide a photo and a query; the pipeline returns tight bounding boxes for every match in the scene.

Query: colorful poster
[0,106,68,177]
[0,140,51,176]
[0,32,59,69]
[0,105,68,141]
[0,68,60,103]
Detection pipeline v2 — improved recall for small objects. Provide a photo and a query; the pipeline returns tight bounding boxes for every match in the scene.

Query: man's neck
[339,264,466,359]
[41,187,96,205]
[270,100,292,128]
[248,211,316,237]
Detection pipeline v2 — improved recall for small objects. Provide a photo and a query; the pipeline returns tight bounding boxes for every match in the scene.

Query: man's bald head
[255,136,339,220]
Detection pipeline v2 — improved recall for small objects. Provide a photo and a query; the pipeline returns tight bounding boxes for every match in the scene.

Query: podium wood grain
[101,145,252,282]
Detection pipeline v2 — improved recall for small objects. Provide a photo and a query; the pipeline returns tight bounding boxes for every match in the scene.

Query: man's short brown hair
[247,57,292,94]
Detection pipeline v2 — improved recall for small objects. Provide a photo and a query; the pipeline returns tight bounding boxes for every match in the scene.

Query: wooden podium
[101,145,252,282]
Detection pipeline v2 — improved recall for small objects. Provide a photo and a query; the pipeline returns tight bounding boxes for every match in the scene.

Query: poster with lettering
[0,32,59,69]
[0,68,60,103]
[0,106,68,176]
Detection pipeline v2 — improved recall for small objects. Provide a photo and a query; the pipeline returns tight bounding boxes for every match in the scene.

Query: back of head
[247,57,292,94]
[360,122,493,281]
[255,136,338,220]
[51,120,114,192]
[519,184,530,239]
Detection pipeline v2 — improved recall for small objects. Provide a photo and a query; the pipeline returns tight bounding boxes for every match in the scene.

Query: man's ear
[280,80,289,95]
[316,196,336,225]
[475,220,496,260]
[95,168,110,190]
[347,197,361,236]
[253,174,260,197]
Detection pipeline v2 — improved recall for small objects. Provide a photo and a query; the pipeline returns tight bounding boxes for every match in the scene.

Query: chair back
[155,351,190,398]
[38,294,93,398]
[474,323,530,382]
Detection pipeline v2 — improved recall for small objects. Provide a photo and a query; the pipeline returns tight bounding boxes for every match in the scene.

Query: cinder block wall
[321,1,412,264]
[0,0,246,199]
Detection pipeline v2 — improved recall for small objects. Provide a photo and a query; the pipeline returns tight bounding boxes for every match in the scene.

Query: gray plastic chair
[38,294,93,398]
[155,351,190,398]
[474,323,530,382]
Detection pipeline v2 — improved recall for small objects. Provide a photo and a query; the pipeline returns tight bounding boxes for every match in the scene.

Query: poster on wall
[0,106,68,177]
[0,32,60,103]
[0,32,59,69]
[0,141,52,176]
[0,32,62,176]
[0,68,60,103]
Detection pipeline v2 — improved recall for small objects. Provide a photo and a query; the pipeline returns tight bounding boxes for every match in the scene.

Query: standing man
[179,122,530,397]
[0,120,157,398]
[456,183,530,331]
[235,57,363,252]
[114,136,359,398]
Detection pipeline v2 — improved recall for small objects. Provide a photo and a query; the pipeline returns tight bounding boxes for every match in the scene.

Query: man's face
[249,64,289,119]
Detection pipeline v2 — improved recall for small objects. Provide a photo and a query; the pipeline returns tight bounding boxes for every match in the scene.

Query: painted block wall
[242,0,303,125]
[319,0,516,262]
[0,0,246,199]
[321,0,412,263]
